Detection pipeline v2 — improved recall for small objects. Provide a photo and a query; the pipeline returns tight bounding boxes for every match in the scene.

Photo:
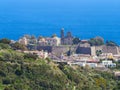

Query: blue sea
[0,0,120,44]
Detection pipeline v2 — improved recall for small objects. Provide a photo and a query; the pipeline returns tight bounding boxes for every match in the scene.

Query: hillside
[0,49,120,90]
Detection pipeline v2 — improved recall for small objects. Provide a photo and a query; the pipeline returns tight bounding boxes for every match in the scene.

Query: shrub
[15,69,23,76]
[24,53,38,60]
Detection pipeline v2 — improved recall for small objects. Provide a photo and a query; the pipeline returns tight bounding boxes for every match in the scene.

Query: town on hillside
[9,28,120,70]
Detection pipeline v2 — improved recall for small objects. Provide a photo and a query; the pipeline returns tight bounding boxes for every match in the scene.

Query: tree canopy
[73,37,81,45]
[11,42,27,51]
[0,38,11,44]
[106,40,118,46]
[88,36,104,46]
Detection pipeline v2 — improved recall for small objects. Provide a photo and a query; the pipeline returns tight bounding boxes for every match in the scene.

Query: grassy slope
[0,50,119,90]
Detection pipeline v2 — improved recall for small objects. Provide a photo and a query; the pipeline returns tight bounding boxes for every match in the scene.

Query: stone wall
[32,45,120,57]
[36,45,77,56]
[37,46,53,53]
[94,46,120,55]
[52,45,77,56]
[91,47,96,56]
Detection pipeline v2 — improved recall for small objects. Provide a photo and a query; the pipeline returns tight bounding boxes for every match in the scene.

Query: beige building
[19,37,28,45]
[38,36,61,46]
[52,36,61,46]
[38,37,47,46]
[24,50,48,59]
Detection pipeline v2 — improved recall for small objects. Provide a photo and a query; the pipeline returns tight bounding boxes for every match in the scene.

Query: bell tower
[61,28,64,45]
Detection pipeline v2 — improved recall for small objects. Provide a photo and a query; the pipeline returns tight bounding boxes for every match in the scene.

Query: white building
[102,60,116,67]
[52,36,61,46]
[86,63,98,68]
[38,36,61,46]
[69,61,97,68]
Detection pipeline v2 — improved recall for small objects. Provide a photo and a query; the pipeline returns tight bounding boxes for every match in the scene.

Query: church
[61,28,74,45]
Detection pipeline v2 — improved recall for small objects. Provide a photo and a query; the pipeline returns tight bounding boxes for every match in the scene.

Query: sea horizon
[0,24,120,44]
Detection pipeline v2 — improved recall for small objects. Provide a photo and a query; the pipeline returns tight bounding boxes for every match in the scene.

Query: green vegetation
[96,50,102,56]
[11,42,27,51]
[0,40,120,90]
[88,36,104,46]
[24,53,38,60]
[0,38,11,50]
[73,38,81,45]
[0,38,11,44]
[88,37,118,47]
[51,34,57,38]
[106,40,118,46]
[0,43,11,50]
[0,49,119,90]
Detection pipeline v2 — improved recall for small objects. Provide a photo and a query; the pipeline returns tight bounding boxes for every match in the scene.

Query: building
[38,37,47,46]
[76,45,120,56]
[114,71,120,80]
[46,38,57,46]
[102,60,116,68]
[24,50,48,59]
[61,28,74,45]
[19,37,28,45]
[38,36,61,46]
[79,43,90,47]
[68,61,98,68]
[76,43,96,56]
[19,35,38,45]
[95,45,120,55]
[76,46,91,55]
[50,36,61,46]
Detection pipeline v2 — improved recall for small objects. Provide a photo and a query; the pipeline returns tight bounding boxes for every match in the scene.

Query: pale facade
[102,60,116,67]
[38,36,61,46]
[19,37,28,45]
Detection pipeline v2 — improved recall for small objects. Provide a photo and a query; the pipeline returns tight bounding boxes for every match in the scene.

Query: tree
[106,40,118,46]
[0,50,24,62]
[67,47,72,56]
[11,42,27,51]
[88,36,104,46]
[51,34,57,38]
[15,69,23,76]
[73,38,80,45]
[96,50,102,56]
[0,38,11,44]
[24,53,38,60]
[0,43,11,49]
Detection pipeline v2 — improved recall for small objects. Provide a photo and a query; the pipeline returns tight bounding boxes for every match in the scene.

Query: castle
[61,28,74,45]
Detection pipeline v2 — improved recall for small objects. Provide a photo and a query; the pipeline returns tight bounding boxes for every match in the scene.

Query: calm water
[0,0,120,44]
